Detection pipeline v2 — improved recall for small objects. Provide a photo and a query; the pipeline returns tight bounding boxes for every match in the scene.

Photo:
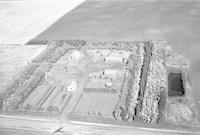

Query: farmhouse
[71,50,81,59]
[66,81,77,92]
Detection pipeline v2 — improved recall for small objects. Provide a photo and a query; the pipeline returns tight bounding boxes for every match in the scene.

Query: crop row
[47,90,71,113]
[83,88,117,94]
[21,84,71,114]
[22,84,54,110]
[40,86,64,111]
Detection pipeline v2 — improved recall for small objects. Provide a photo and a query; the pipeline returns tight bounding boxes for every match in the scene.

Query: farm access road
[0,114,199,135]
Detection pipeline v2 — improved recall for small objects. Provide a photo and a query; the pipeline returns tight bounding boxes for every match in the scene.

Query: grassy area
[73,92,118,118]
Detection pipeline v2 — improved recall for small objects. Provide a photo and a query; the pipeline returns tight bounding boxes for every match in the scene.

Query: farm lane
[0,115,198,135]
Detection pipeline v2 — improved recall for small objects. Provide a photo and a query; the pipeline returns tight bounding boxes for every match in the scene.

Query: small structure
[111,50,131,58]
[70,50,81,60]
[103,69,117,76]
[104,50,131,63]
[66,81,77,92]
[88,71,102,79]
[105,82,113,88]
[104,56,124,63]
[87,49,110,57]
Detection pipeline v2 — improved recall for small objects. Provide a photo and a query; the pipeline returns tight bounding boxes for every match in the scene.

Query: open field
[72,91,118,119]
[0,0,85,45]
[0,45,46,91]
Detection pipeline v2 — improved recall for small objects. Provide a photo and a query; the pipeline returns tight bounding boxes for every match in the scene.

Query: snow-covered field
[0,0,85,91]
[0,45,46,90]
[0,0,85,45]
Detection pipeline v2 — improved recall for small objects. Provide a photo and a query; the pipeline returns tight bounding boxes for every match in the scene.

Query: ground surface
[0,40,199,135]
[0,0,85,44]
[1,0,200,135]
[0,45,46,91]
[32,0,200,117]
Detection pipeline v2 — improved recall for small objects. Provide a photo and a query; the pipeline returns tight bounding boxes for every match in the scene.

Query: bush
[48,46,68,63]
[47,105,59,113]
[0,63,39,109]
[1,67,46,111]
[32,44,58,63]
[25,39,48,45]
[89,41,136,51]
[65,40,86,49]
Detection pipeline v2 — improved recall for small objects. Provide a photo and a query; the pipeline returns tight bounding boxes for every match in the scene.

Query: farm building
[87,49,110,57]
[103,69,117,77]
[70,50,81,59]
[66,81,77,92]
[104,56,124,63]
[105,82,113,88]
[111,51,131,58]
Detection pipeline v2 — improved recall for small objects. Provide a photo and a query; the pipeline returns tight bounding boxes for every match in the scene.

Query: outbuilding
[66,81,77,92]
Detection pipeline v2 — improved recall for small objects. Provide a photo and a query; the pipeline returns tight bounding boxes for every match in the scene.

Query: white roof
[67,81,77,92]
[71,50,81,59]
[104,56,123,61]
[104,69,117,75]
[110,51,131,58]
